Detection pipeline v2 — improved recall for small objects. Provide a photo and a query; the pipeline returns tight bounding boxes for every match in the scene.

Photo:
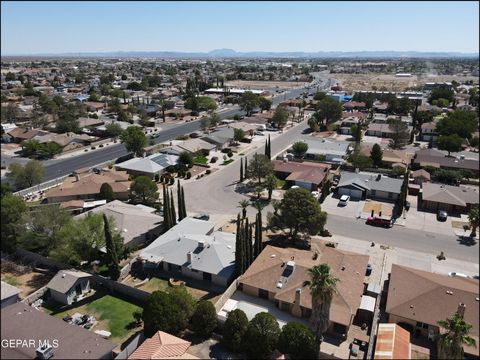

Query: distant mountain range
[3,48,479,58]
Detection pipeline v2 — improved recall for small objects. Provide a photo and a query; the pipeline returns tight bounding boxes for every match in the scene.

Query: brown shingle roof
[411,169,431,180]
[421,183,479,207]
[239,245,368,327]
[46,270,91,294]
[272,160,330,174]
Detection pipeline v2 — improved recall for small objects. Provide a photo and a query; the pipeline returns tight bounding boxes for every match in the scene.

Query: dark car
[210,156,218,163]
[189,132,200,138]
[366,217,392,228]
[366,264,373,276]
[437,210,448,222]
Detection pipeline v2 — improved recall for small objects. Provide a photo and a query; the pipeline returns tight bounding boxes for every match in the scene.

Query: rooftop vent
[36,344,54,360]
[61,273,66,278]
[197,241,205,248]
[276,281,283,289]
[270,254,276,258]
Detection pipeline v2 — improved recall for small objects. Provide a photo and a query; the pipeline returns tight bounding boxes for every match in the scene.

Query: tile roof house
[46,170,131,203]
[75,200,163,247]
[238,245,369,337]
[413,148,479,174]
[139,218,235,287]
[297,137,352,164]
[373,323,411,360]
[46,270,92,305]
[385,264,479,357]
[1,281,21,309]
[420,183,479,214]
[128,331,197,359]
[115,153,179,179]
[1,302,115,359]
[337,171,404,202]
[272,160,330,191]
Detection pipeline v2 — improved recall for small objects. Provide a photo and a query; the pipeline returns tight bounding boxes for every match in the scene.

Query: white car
[338,195,350,206]
[448,272,468,278]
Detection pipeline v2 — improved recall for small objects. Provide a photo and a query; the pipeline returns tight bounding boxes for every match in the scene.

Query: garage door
[338,187,363,199]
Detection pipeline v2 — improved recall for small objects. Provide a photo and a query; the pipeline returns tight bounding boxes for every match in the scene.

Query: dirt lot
[1,270,54,299]
[225,80,306,91]
[334,73,479,92]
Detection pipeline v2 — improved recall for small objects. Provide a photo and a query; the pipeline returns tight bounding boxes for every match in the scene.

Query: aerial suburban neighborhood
[1,1,479,360]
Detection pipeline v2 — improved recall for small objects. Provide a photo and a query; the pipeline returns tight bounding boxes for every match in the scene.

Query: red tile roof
[129,331,197,359]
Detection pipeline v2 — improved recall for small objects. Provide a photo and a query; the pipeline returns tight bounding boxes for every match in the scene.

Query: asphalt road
[29,85,311,182]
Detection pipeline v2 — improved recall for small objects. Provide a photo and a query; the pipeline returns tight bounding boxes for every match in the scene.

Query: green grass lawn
[193,155,208,164]
[2,274,19,286]
[137,277,170,293]
[276,179,287,189]
[221,159,234,166]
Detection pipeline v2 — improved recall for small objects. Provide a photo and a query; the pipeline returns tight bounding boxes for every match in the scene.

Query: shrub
[186,172,192,179]
[221,148,231,154]
[206,169,211,175]
[325,242,336,248]
[191,301,217,338]
[99,144,104,148]
[222,309,248,352]
[169,177,174,185]
[278,322,316,359]
[227,151,234,158]
[244,312,281,359]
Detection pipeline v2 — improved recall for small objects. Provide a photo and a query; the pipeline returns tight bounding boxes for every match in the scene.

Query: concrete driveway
[321,193,364,218]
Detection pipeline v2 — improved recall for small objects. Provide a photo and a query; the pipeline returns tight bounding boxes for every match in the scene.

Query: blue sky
[1,1,479,54]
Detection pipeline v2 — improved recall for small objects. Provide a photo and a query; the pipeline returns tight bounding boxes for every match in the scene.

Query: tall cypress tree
[240,157,244,182]
[244,217,251,267]
[170,189,177,226]
[244,157,248,179]
[177,180,186,220]
[268,135,271,159]
[163,185,171,230]
[254,211,263,258]
[103,214,120,281]
[180,186,187,220]
[235,213,244,277]
[248,223,254,267]
[264,139,269,158]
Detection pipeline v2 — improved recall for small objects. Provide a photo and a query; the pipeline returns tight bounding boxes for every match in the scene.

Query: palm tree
[468,206,479,237]
[437,312,476,360]
[303,264,339,359]
[238,199,250,218]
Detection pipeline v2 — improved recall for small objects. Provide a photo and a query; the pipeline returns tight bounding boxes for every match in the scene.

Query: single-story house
[1,302,115,359]
[139,217,235,287]
[420,183,479,214]
[128,331,198,359]
[385,264,479,358]
[177,138,217,155]
[46,169,131,203]
[411,169,431,185]
[115,153,179,179]
[202,127,235,149]
[413,149,479,175]
[77,117,105,129]
[35,132,98,152]
[75,200,163,247]
[238,245,369,338]
[337,171,404,202]
[229,122,258,137]
[272,160,330,191]
[6,128,49,143]
[46,270,92,305]
[343,101,366,111]
[298,137,351,164]
[360,145,412,168]
[84,101,106,112]
[338,116,361,135]
[366,123,413,139]
[1,281,21,309]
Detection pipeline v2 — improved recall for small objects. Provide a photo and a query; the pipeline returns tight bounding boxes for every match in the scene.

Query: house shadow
[456,235,478,246]
[25,272,54,291]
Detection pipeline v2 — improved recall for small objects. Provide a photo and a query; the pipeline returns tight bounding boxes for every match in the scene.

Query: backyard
[42,293,142,345]
[1,267,54,299]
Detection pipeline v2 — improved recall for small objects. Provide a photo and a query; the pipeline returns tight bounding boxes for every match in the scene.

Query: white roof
[1,281,21,300]
[359,295,376,312]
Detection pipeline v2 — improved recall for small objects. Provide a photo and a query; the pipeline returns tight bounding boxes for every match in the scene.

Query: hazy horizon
[2,1,479,55]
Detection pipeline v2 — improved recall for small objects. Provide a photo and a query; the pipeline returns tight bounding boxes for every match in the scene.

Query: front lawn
[193,155,208,164]
[221,159,234,166]
[276,179,287,189]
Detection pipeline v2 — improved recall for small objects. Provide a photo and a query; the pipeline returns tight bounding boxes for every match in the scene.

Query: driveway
[321,193,364,219]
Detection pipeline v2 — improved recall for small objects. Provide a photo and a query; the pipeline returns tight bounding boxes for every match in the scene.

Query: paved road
[21,85,310,183]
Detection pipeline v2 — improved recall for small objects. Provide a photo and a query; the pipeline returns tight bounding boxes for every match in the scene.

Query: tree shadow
[25,272,54,290]
[456,236,477,246]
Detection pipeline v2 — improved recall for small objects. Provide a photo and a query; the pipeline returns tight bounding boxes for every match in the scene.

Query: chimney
[457,302,466,318]
[295,288,301,304]
[187,251,192,263]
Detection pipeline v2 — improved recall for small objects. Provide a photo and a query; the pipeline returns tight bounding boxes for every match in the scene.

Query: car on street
[366,217,393,228]
[338,195,350,206]
[366,264,373,276]
[448,272,468,278]
[437,210,448,222]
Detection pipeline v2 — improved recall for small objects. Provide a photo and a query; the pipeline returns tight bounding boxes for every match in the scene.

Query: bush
[191,301,217,338]
[227,151,234,158]
[186,172,192,179]
[206,169,211,175]
[169,177,175,185]
[154,174,160,182]
[244,312,281,359]
[278,322,316,359]
[221,148,231,154]
[99,144,104,148]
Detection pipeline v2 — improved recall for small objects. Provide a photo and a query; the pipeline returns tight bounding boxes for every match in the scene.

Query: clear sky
[1,1,479,54]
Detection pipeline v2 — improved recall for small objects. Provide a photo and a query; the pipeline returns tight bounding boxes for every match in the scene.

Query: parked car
[448,272,468,278]
[437,210,448,222]
[366,264,373,276]
[366,217,392,228]
[193,213,210,221]
[254,131,265,136]
[189,132,200,138]
[338,195,350,206]
[210,156,218,163]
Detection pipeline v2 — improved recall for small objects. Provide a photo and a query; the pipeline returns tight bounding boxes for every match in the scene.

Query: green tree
[264,174,278,200]
[468,206,479,237]
[240,157,244,182]
[222,309,249,352]
[370,144,383,167]
[268,187,327,242]
[120,126,147,156]
[238,199,250,219]
[21,139,41,158]
[129,176,159,205]
[436,312,476,360]
[438,134,464,156]
[436,110,477,139]
[143,291,188,337]
[200,116,210,132]
[303,264,339,359]
[246,153,273,184]
[259,97,272,112]
[313,92,327,101]
[239,91,260,116]
[235,213,245,276]
[179,151,193,167]
[99,183,115,202]
[117,110,129,122]
[234,128,245,143]
[429,87,454,104]
[209,113,220,129]
[292,141,309,158]
[388,119,410,149]
[1,193,27,252]
[349,154,373,170]
[56,104,80,133]
[169,189,177,226]
[191,301,217,338]
[103,214,120,281]
[244,312,281,359]
[314,97,343,127]
[272,106,289,128]
[308,117,320,132]
[278,322,316,359]
[168,286,196,327]
[105,122,124,138]
[351,123,362,143]
[7,160,44,189]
